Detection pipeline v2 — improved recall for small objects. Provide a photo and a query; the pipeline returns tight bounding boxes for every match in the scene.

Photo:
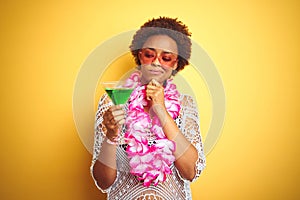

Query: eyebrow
[145,48,175,54]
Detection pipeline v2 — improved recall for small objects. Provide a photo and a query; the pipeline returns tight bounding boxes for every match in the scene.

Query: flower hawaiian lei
[124,72,181,187]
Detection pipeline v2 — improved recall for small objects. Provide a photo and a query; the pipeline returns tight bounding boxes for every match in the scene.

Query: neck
[140,78,167,87]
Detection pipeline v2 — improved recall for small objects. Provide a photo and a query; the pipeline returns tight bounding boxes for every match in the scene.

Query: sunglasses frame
[139,48,178,68]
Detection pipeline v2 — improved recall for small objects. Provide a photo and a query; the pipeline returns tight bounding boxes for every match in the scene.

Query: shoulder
[97,93,112,107]
[179,94,197,108]
[178,94,200,118]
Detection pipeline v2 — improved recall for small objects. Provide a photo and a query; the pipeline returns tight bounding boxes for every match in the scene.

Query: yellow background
[1,0,299,199]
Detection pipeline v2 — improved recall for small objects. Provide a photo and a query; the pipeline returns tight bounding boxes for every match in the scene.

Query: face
[138,35,178,85]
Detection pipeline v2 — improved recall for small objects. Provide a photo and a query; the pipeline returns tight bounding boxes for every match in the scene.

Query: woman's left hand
[146,79,165,106]
[146,79,169,121]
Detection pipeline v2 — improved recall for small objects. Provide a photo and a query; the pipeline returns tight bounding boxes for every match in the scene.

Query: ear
[138,51,142,63]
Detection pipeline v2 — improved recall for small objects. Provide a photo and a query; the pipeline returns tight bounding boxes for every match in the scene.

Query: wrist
[150,104,171,126]
[105,137,118,145]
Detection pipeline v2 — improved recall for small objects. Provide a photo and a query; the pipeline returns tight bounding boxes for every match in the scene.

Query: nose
[152,56,160,66]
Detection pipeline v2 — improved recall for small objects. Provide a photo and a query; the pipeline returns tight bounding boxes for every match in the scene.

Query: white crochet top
[91,94,206,200]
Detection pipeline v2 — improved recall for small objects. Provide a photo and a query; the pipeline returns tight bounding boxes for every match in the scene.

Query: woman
[91,17,206,200]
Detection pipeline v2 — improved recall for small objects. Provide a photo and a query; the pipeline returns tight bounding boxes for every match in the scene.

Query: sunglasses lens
[140,49,177,67]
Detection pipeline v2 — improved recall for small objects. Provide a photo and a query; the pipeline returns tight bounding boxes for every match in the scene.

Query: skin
[139,35,178,85]
[92,35,199,190]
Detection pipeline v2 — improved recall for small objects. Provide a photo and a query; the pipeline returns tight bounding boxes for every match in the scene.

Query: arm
[176,95,206,181]
[90,95,125,191]
[146,81,204,181]
[151,104,198,181]
[92,139,117,190]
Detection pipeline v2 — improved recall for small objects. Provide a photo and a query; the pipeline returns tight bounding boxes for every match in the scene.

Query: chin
[150,77,164,84]
[141,74,169,85]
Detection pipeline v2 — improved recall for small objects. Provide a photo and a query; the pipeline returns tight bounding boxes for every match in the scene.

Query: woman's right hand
[103,105,125,142]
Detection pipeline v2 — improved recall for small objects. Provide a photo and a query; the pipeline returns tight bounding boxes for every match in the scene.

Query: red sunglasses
[139,48,178,68]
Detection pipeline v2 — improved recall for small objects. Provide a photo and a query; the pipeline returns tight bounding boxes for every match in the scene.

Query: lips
[149,70,164,75]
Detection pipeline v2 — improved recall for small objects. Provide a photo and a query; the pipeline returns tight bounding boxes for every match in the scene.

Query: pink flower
[150,124,164,139]
[127,138,149,155]
[153,171,166,186]
[124,72,181,187]
[124,71,141,88]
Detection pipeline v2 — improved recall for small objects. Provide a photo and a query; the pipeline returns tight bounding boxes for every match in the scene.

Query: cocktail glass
[101,80,136,144]
[101,81,135,105]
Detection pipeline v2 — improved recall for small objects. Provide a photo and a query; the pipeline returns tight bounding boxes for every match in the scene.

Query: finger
[146,86,162,98]
[146,89,160,101]
[105,124,118,132]
[118,118,125,125]
[146,90,154,101]
[146,84,158,90]
[148,79,155,86]
[146,95,151,101]
[114,115,125,124]
[109,104,124,112]
[151,79,160,86]
[149,79,160,86]
[147,84,164,94]
[146,85,158,95]
[103,113,115,124]
[104,112,119,126]
[110,117,116,124]
[112,109,125,117]
[103,109,114,119]
[106,121,119,132]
